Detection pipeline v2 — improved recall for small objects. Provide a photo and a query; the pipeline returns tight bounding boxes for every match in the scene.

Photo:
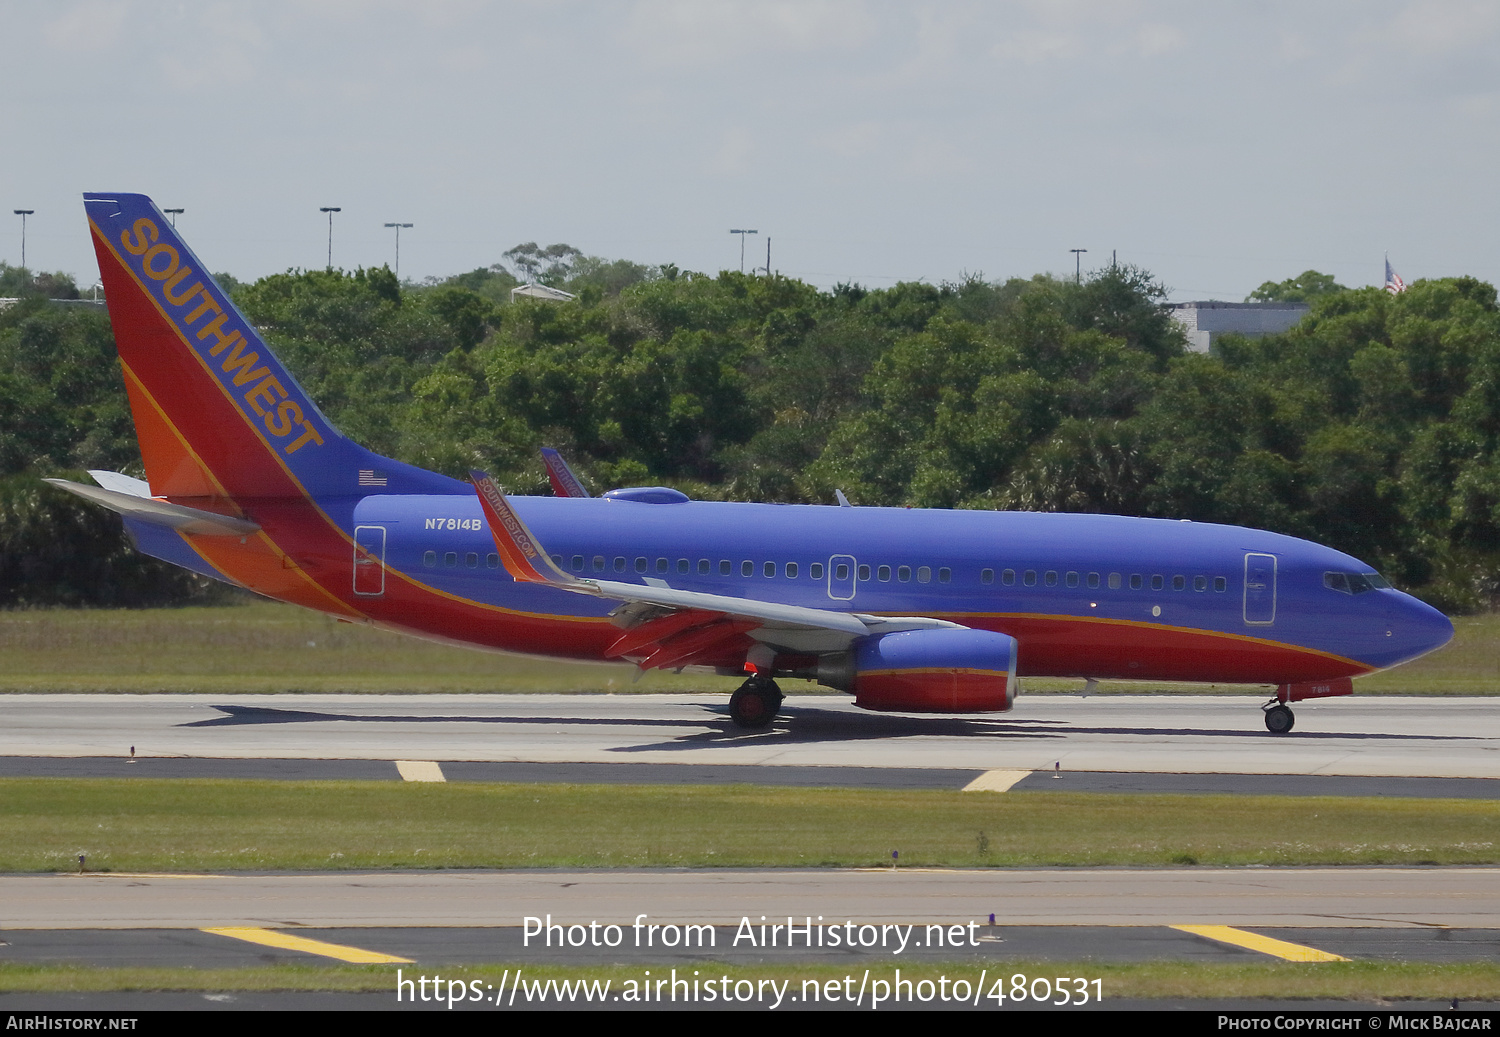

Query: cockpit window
[1324,571,1389,595]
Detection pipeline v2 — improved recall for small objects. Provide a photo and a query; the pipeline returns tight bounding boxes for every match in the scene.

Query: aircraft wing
[470,471,957,669]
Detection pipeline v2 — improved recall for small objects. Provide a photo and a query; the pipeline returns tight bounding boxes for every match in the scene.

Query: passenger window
[469,552,481,568]
[898,566,911,582]
[572,555,584,571]
[917,566,931,583]
[656,558,669,573]
[938,568,950,583]
[698,559,710,574]
[1150,575,1163,590]
[1173,575,1185,590]
[1066,571,1079,588]
[487,554,499,568]
[444,552,457,567]
[593,555,605,572]
[720,560,731,575]
[786,562,799,579]
[677,558,689,574]
[858,564,871,581]
[1108,573,1121,589]
[1088,572,1100,588]
[1044,571,1057,587]
[1023,570,1037,586]
[1130,574,1143,590]
[835,563,849,581]
[811,563,824,579]
[764,562,776,578]
[981,568,995,585]
[614,557,626,572]
[1214,576,1227,592]
[635,557,648,573]
[1000,569,1013,585]
[1194,575,1206,591]
[878,565,891,582]
[742,561,754,577]
[423,550,436,568]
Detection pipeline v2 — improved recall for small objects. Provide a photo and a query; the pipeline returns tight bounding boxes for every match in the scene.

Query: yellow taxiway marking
[962,769,1032,793]
[1172,925,1348,962]
[396,760,446,782]
[203,927,412,964]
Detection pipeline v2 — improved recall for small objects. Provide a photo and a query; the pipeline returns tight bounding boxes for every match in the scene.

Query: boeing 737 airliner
[51,194,1454,733]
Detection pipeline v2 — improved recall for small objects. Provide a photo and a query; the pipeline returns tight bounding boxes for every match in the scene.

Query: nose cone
[1385,592,1454,667]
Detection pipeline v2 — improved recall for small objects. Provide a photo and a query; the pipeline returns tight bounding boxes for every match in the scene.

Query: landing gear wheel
[729,678,782,729]
[1263,704,1295,734]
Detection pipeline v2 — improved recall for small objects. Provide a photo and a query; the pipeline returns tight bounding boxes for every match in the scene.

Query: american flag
[358,469,388,487]
[1385,257,1406,295]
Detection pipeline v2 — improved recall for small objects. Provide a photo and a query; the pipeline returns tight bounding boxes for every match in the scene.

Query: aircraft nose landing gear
[1262,702,1295,734]
[729,676,783,729]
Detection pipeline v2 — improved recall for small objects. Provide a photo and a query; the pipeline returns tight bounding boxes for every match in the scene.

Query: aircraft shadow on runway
[182,703,1068,748]
[182,704,1478,756]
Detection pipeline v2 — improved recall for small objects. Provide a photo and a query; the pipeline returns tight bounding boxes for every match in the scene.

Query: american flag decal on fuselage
[358,470,388,487]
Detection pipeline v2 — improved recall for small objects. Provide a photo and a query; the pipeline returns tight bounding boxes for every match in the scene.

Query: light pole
[163,208,184,228]
[729,229,758,274]
[383,223,412,280]
[320,207,341,270]
[13,210,33,269]
[1070,248,1087,285]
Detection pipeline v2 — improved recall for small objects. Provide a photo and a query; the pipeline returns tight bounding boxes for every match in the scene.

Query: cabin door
[827,554,857,601]
[1243,552,1276,625]
[353,525,387,597]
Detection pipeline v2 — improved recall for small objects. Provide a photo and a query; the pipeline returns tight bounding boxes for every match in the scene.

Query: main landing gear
[729,676,783,729]
[1262,702,1295,734]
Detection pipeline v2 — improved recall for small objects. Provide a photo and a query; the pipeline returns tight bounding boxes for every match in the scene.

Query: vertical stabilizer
[83,193,461,501]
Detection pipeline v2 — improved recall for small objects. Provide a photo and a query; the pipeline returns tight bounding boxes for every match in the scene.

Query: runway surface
[5,692,1498,1000]
[3,693,1498,778]
[6,867,1498,929]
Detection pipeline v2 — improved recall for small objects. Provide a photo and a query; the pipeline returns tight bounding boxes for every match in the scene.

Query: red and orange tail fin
[84,193,462,503]
[85,194,345,501]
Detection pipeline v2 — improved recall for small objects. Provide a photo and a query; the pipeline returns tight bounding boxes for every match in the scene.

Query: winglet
[541,448,591,498]
[469,470,578,585]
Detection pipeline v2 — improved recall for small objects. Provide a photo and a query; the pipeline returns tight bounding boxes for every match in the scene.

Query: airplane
[49,193,1455,735]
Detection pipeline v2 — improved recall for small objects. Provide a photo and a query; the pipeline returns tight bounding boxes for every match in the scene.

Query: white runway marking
[961,769,1032,792]
[395,760,445,782]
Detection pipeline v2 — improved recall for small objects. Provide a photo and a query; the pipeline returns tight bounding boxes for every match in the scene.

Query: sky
[2,0,1498,300]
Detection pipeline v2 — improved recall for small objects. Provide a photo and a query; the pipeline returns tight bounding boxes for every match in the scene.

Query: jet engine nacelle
[817,629,1018,713]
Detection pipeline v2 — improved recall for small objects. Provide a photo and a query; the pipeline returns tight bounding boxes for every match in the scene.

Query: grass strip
[3,779,1498,871]
[2,961,1499,1002]
[0,603,732,694]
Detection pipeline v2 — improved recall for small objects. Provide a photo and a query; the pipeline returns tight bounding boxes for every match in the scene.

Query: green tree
[1247,270,1346,302]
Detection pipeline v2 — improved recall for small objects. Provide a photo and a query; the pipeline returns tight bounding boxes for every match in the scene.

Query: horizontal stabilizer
[44,478,260,537]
